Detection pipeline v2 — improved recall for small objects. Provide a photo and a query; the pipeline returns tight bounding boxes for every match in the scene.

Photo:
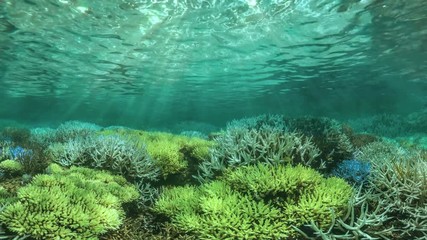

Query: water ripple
[0,0,426,121]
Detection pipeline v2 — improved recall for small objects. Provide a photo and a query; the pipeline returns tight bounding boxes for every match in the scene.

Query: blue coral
[332,159,371,185]
[9,146,33,161]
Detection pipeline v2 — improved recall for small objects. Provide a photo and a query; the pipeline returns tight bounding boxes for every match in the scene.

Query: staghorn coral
[46,133,161,209]
[54,120,102,142]
[147,139,187,177]
[46,135,160,182]
[155,164,352,239]
[305,141,427,239]
[196,123,321,182]
[154,181,292,240]
[87,135,159,182]
[283,176,353,228]
[0,164,139,240]
[28,127,57,150]
[366,154,427,239]
[222,163,353,229]
[284,117,355,167]
[99,212,190,240]
[0,224,28,240]
[100,129,213,180]
[135,182,160,209]
[297,185,394,240]
[221,163,323,200]
[0,185,18,207]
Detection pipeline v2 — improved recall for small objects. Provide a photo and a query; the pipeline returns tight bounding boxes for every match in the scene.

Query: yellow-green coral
[154,163,353,239]
[222,163,353,232]
[222,163,323,199]
[100,129,213,178]
[145,138,187,177]
[154,181,292,239]
[283,177,353,227]
[0,164,139,240]
[0,159,23,175]
[0,186,17,206]
[154,185,200,216]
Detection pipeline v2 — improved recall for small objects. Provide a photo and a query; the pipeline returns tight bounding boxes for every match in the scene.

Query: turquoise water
[1,1,427,240]
[1,0,426,128]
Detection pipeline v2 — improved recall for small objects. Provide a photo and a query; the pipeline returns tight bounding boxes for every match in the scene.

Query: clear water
[1,1,427,239]
[0,0,426,128]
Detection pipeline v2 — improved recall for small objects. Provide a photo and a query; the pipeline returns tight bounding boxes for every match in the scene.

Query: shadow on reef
[0,114,426,239]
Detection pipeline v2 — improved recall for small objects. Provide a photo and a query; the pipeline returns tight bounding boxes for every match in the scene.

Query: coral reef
[0,140,13,161]
[46,135,160,182]
[222,164,353,228]
[196,123,321,182]
[100,129,213,180]
[0,127,31,147]
[331,159,371,185]
[155,164,352,239]
[0,160,23,176]
[0,164,139,239]
[54,121,102,142]
[222,163,324,200]
[2,116,425,239]
[305,141,427,239]
[284,117,355,167]
[154,181,292,239]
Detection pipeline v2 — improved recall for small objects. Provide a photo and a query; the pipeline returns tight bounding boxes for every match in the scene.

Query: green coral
[0,186,17,206]
[145,138,187,177]
[196,123,322,182]
[154,164,353,239]
[0,164,139,240]
[0,160,23,175]
[222,163,323,199]
[222,163,352,228]
[283,177,353,227]
[154,181,291,239]
[154,164,353,238]
[100,129,213,178]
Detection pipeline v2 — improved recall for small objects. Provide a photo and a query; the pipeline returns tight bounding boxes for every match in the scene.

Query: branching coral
[46,135,160,182]
[0,186,17,207]
[100,129,213,179]
[305,141,427,239]
[0,127,31,147]
[155,164,352,239]
[196,124,321,182]
[284,117,354,167]
[283,177,354,228]
[0,164,139,239]
[154,181,292,239]
[222,163,353,229]
[221,163,323,200]
[54,121,102,142]
[366,155,427,239]
[0,140,12,161]
[0,160,23,176]
[298,185,394,240]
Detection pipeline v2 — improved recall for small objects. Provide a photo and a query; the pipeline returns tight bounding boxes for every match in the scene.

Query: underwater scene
[1,0,427,239]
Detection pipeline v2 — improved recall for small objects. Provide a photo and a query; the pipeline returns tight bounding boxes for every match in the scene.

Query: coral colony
[0,116,426,239]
